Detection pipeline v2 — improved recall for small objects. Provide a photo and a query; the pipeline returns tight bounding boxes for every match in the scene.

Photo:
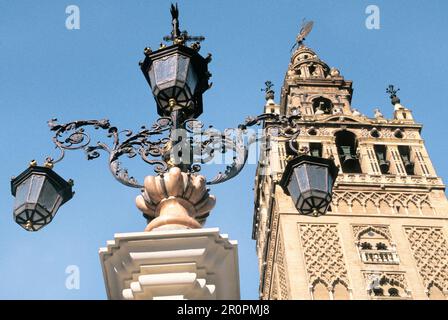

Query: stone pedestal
[99,228,240,300]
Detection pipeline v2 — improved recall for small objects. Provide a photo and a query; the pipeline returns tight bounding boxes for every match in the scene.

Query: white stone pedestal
[99,228,240,300]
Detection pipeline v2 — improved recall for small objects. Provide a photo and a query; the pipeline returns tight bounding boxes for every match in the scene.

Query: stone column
[99,228,240,300]
[99,167,240,300]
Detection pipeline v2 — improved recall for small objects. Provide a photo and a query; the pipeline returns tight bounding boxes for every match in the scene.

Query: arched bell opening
[312,97,333,115]
[335,131,362,173]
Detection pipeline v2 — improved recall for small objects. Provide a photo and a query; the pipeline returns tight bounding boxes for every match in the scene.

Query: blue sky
[0,0,447,299]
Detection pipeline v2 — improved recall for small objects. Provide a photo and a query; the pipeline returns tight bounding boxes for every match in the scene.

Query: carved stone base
[136,167,216,231]
[99,228,240,300]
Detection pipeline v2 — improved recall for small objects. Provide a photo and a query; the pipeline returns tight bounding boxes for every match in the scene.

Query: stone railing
[360,249,399,264]
[335,173,443,187]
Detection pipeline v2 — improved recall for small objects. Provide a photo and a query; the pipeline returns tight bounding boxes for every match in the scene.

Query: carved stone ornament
[136,167,216,231]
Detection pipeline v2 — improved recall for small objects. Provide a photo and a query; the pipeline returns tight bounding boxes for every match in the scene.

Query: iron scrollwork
[45,111,302,188]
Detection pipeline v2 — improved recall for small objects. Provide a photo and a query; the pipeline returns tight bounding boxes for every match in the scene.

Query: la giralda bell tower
[253,32,448,300]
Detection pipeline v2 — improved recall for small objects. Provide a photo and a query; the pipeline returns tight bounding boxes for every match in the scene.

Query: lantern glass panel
[38,179,60,214]
[176,54,189,83]
[153,55,178,86]
[307,164,328,192]
[28,175,45,203]
[296,165,310,192]
[328,173,334,193]
[51,197,64,218]
[148,64,156,88]
[14,177,31,209]
[287,175,300,204]
[186,62,198,94]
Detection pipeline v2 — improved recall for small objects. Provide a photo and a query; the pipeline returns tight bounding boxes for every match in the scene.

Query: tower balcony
[360,249,399,265]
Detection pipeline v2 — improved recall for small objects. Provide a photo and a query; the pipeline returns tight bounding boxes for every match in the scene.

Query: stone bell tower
[253,41,448,300]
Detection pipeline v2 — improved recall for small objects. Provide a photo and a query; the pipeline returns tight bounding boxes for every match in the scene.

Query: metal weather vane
[261,81,275,100]
[386,84,401,105]
[386,84,399,98]
[290,19,314,52]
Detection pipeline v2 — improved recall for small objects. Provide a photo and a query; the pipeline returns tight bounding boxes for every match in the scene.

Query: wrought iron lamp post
[10,4,338,233]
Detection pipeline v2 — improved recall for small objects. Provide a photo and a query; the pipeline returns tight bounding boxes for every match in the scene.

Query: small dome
[291,45,319,64]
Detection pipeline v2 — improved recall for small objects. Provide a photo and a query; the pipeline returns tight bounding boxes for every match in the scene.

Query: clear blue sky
[0,0,447,299]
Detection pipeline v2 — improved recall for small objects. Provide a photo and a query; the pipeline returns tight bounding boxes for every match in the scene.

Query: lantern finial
[163,3,205,46]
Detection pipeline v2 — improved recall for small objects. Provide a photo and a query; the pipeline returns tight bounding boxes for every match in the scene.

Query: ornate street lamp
[279,155,338,216]
[10,4,338,232]
[140,4,211,124]
[11,162,73,231]
[140,44,210,120]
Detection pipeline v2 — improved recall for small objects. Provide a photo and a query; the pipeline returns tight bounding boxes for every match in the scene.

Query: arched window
[357,228,398,264]
[333,282,350,300]
[312,97,333,115]
[379,200,392,214]
[337,198,350,213]
[428,284,445,300]
[312,281,330,300]
[335,131,362,173]
[420,201,434,216]
[407,201,419,215]
[365,200,377,214]
[368,275,407,299]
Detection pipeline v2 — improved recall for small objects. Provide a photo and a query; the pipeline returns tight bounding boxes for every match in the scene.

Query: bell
[379,159,390,173]
[342,153,357,168]
[401,153,414,175]
[403,159,414,174]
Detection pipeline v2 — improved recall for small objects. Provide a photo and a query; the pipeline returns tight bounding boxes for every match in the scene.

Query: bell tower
[253,38,448,300]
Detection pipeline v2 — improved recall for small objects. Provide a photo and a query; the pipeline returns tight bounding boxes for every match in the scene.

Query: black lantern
[140,44,210,119]
[11,165,73,231]
[279,155,338,216]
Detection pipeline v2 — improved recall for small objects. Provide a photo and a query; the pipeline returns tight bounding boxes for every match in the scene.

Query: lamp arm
[45,117,174,189]
[205,112,302,185]
[44,112,302,188]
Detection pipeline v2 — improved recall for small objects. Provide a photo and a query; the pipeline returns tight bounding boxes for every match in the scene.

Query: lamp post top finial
[163,3,205,46]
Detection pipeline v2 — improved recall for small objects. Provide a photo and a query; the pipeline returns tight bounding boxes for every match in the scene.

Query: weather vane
[386,84,399,97]
[291,19,314,52]
[261,81,275,100]
[163,3,205,46]
[386,84,401,105]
